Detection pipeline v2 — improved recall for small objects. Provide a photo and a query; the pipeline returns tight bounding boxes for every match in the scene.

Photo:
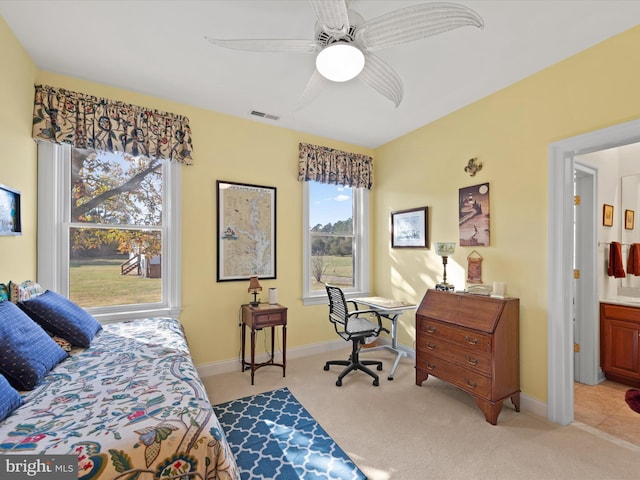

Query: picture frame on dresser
[0,184,21,236]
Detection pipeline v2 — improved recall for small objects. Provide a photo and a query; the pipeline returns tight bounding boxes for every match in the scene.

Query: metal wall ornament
[464,157,482,176]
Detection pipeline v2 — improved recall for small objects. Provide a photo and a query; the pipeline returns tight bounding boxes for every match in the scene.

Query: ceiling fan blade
[294,69,331,110]
[358,52,403,107]
[309,0,350,37]
[206,37,321,54]
[356,2,484,51]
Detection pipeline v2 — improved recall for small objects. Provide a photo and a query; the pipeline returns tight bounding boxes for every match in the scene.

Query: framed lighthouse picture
[459,183,489,247]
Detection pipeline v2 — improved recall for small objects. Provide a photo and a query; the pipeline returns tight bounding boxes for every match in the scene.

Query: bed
[0,315,239,480]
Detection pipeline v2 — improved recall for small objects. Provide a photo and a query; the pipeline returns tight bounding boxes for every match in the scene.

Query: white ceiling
[2,1,640,148]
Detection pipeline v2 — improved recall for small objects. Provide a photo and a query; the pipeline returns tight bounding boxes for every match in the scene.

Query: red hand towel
[609,241,626,278]
[628,243,640,275]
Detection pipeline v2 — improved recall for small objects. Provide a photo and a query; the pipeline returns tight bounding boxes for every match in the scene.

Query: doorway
[548,118,640,425]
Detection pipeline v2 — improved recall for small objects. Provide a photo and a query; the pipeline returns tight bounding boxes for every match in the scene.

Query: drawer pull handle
[465,378,477,389]
[426,325,437,333]
[465,336,479,345]
[426,343,436,350]
[465,355,478,366]
[426,362,436,371]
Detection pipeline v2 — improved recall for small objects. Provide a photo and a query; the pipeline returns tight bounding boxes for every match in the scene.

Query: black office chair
[324,284,387,386]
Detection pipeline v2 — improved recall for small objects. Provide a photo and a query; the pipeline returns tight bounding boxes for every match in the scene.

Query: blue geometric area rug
[213,387,367,480]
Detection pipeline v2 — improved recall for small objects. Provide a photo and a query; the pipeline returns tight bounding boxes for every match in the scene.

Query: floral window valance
[32,84,193,164]
[298,142,373,189]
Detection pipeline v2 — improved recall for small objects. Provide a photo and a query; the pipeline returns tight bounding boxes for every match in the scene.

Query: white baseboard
[196,339,346,378]
[196,337,548,418]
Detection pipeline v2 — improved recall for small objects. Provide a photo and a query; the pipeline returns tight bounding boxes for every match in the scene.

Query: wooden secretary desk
[415,289,520,425]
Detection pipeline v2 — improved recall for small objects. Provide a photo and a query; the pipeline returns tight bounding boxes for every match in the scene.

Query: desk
[352,296,416,380]
[241,303,287,385]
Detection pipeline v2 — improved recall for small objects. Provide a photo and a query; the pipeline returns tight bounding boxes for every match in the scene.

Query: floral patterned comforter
[0,317,239,480]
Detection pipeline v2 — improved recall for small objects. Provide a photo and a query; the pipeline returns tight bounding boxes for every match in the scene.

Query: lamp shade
[435,242,456,256]
[248,276,262,292]
[315,43,365,82]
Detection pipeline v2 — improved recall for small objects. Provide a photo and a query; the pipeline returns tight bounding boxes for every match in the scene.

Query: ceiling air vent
[250,110,280,121]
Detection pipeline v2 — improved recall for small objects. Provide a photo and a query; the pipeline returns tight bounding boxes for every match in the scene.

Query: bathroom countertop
[600,297,640,307]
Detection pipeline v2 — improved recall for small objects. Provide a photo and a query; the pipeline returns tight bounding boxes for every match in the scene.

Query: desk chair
[324,284,387,386]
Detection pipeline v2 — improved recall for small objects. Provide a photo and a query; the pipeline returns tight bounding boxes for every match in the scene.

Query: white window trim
[301,181,370,306]
[37,142,182,323]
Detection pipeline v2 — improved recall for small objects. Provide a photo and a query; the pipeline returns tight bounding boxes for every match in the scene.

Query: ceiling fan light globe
[315,43,365,82]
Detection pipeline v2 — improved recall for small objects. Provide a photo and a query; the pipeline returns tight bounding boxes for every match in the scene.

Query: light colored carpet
[202,347,640,479]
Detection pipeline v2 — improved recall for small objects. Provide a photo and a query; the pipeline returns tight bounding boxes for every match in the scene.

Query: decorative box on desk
[415,289,520,425]
[241,303,287,385]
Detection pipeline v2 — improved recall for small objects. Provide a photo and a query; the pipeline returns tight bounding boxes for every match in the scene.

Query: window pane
[308,182,354,291]
[309,182,353,233]
[310,235,354,290]
[71,148,162,226]
[69,227,162,307]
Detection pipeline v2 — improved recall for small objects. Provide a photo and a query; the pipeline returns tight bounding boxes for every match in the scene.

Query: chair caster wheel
[377,364,383,371]
[323,364,329,371]
[388,376,394,381]
[336,379,342,387]
[373,378,379,386]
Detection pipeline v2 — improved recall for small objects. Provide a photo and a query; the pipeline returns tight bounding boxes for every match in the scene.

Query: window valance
[32,84,193,164]
[298,142,373,189]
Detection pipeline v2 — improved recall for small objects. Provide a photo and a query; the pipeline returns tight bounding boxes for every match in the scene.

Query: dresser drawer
[418,318,491,353]
[416,335,491,375]
[252,311,286,328]
[417,354,491,398]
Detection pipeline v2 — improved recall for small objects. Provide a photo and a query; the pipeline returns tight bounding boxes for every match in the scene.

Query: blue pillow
[18,290,102,348]
[0,301,68,390]
[0,373,23,421]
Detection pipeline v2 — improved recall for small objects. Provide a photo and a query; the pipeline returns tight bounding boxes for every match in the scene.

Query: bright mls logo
[1,455,76,479]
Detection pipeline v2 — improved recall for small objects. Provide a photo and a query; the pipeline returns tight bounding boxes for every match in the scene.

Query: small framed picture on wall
[603,204,614,227]
[391,206,428,248]
[625,209,635,230]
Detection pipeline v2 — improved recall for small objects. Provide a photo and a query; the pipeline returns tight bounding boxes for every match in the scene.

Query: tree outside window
[68,148,163,308]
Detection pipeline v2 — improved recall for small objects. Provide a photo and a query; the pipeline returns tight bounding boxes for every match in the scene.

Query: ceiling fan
[206,0,483,108]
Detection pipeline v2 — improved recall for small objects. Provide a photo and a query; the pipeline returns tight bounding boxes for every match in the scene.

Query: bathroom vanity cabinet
[600,302,640,387]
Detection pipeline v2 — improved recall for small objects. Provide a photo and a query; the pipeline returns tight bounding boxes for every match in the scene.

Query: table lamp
[248,276,262,306]
[434,242,456,292]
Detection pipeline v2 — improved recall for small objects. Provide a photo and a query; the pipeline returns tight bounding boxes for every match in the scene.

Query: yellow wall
[375,25,640,402]
[30,71,374,368]
[5,12,640,404]
[0,16,37,280]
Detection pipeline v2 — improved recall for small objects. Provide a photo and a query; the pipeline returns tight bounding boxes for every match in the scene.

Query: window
[37,142,181,322]
[302,181,369,305]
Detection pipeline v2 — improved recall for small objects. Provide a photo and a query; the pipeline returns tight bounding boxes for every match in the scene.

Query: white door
[573,162,599,385]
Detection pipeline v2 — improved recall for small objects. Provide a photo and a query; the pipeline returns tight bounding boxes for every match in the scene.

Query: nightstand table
[241,303,287,385]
